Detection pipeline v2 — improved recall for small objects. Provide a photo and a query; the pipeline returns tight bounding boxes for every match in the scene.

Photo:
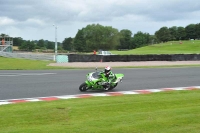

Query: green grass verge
[0,57,67,70]
[0,90,199,133]
[111,40,200,55]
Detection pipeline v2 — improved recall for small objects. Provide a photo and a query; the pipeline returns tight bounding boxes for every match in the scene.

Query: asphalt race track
[0,67,200,100]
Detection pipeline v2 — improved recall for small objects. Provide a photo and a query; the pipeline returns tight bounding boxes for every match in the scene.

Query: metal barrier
[0,52,54,61]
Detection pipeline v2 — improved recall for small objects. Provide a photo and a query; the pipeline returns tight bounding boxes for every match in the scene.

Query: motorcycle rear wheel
[79,82,88,92]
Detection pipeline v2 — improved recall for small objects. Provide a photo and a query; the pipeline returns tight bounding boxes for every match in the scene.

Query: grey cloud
[0,0,39,21]
[138,1,200,21]
[1,0,200,41]
[1,0,199,23]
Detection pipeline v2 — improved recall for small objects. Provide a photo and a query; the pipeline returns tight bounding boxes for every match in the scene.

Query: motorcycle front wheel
[79,82,88,92]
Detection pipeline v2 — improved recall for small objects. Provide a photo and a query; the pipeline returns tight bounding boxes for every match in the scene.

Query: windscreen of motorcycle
[92,72,102,79]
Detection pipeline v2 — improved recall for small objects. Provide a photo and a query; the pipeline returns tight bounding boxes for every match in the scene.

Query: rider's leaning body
[99,66,116,90]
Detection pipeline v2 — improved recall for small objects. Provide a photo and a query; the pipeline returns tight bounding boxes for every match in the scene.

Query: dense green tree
[118,29,132,49]
[47,41,54,49]
[83,24,102,50]
[177,26,186,40]
[27,41,36,51]
[185,24,196,40]
[82,24,119,51]
[57,45,63,50]
[195,23,200,39]
[169,26,178,41]
[74,29,86,52]
[149,35,158,45]
[62,37,73,50]
[131,31,150,49]
[18,40,36,51]
[18,41,27,50]
[73,24,119,52]
[37,39,45,48]
[99,25,119,50]
[13,37,24,46]
[155,27,171,42]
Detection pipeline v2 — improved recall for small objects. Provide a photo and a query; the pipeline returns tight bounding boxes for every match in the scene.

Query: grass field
[0,90,199,133]
[111,40,200,55]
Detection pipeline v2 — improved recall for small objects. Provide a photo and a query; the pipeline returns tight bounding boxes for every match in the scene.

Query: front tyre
[79,82,88,92]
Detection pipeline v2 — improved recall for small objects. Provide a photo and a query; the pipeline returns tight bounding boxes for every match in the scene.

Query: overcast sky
[1,0,200,42]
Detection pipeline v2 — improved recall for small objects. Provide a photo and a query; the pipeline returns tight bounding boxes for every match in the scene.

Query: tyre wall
[67,54,200,62]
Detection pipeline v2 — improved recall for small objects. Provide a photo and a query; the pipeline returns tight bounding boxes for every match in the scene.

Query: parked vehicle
[97,50,114,55]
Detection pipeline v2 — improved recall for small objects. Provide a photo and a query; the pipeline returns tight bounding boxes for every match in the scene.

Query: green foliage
[47,41,54,49]
[119,29,132,49]
[131,31,151,49]
[18,41,27,50]
[195,23,200,39]
[185,24,196,39]
[74,24,120,52]
[57,45,63,50]
[37,39,45,48]
[155,27,171,42]
[74,29,86,51]
[83,24,103,50]
[13,38,55,51]
[62,37,73,50]
[0,90,199,133]
[155,26,189,42]
[13,37,24,46]
[18,40,35,51]
[169,26,178,40]
[149,35,158,45]
[177,26,186,40]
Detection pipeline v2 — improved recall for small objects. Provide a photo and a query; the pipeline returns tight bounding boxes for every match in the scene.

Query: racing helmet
[104,66,111,75]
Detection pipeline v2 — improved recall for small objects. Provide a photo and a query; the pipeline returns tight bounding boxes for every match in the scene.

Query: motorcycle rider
[101,66,116,90]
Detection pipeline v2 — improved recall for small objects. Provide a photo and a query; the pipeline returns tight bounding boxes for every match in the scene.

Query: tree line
[1,22,200,52]
[63,23,200,52]
[12,37,63,51]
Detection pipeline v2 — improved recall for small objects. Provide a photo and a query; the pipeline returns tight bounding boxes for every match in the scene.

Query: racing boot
[104,82,110,91]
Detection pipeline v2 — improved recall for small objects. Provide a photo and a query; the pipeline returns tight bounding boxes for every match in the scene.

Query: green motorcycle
[79,68,124,91]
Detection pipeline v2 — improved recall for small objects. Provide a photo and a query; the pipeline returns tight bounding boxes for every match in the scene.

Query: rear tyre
[79,82,88,92]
